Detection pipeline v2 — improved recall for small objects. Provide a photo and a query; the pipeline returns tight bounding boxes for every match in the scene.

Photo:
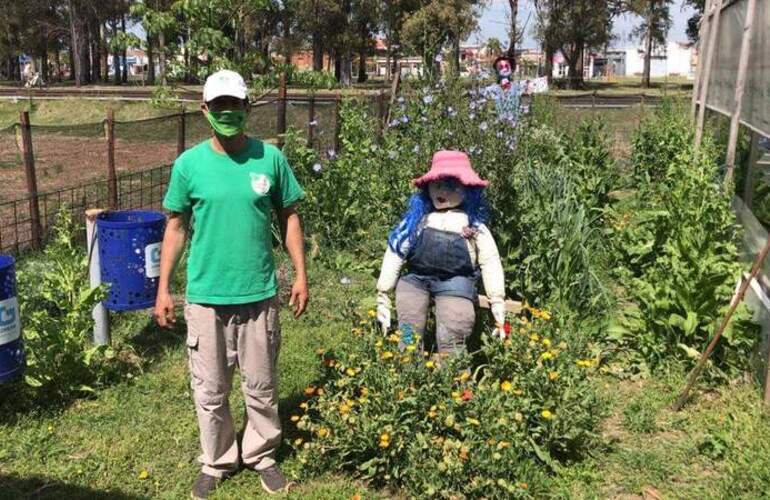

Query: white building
[615,42,695,78]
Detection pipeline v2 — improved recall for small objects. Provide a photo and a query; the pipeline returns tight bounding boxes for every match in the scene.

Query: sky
[471,0,698,49]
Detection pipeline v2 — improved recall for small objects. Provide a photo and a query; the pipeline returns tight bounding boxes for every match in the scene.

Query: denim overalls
[400,227,479,300]
[395,227,479,354]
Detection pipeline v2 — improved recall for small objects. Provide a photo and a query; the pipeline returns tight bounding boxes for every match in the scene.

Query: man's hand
[154,291,176,329]
[289,279,308,318]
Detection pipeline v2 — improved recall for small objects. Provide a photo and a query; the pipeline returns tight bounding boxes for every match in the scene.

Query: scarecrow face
[496,59,513,77]
[429,179,465,210]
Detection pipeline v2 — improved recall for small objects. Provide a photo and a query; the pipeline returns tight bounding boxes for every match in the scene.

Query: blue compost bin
[97,210,166,312]
[0,255,25,383]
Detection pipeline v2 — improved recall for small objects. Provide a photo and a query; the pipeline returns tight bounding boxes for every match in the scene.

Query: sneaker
[259,464,291,494]
[191,472,223,499]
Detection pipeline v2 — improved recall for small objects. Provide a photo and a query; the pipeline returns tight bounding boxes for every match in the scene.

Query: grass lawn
[2,251,770,499]
[549,76,694,98]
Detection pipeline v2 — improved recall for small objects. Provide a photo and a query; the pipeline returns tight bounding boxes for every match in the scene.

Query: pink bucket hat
[414,150,489,188]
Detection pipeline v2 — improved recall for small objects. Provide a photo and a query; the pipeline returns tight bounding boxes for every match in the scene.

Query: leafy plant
[289,307,603,497]
[16,208,138,397]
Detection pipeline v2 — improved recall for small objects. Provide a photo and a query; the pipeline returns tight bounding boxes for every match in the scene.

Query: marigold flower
[541,409,554,420]
[500,380,513,392]
[304,386,316,396]
[317,427,329,438]
[549,371,560,381]
[542,338,552,348]
[368,309,376,318]
[458,371,470,382]
[381,351,394,360]
[345,368,356,377]
[425,361,436,369]
[388,334,400,343]
[461,389,473,401]
[466,417,480,426]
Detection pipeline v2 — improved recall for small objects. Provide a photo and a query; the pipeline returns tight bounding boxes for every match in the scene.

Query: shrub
[288,308,603,497]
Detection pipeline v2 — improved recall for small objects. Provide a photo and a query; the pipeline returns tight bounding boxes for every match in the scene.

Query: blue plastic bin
[97,210,166,312]
[0,255,25,383]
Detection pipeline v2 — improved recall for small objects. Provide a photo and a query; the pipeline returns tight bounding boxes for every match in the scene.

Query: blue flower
[479,121,488,132]
[340,276,352,285]
[401,115,409,124]
[312,163,323,173]
[422,95,434,105]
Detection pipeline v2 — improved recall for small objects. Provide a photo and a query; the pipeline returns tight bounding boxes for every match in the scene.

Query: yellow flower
[293,438,304,446]
[427,410,438,418]
[514,412,523,422]
[315,348,326,356]
[397,390,405,400]
[541,409,554,420]
[549,371,560,381]
[540,351,553,361]
[529,333,540,342]
[381,351,394,360]
[380,432,390,442]
[388,334,400,343]
[346,368,356,377]
[360,387,369,397]
[137,469,149,480]
[317,427,330,438]
[542,338,552,348]
[451,391,461,399]
[425,361,436,369]
[368,309,376,318]
[339,403,351,415]
[497,441,511,449]
[379,440,390,449]
[500,380,513,392]
[406,344,417,352]
[299,402,308,410]
[290,415,300,422]
[304,386,316,396]
[316,388,324,396]
[457,371,470,382]
[375,340,383,348]
[513,389,523,396]
[466,417,481,426]
[358,397,368,404]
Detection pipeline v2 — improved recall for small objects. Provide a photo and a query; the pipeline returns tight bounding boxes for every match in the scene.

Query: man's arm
[279,205,308,318]
[154,211,189,328]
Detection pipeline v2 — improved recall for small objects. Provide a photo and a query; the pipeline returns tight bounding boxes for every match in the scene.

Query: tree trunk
[121,15,128,83]
[41,28,50,82]
[544,42,553,83]
[451,34,461,75]
[90,20,100,83]
[642,0,655,88]
[312,33,324,71]
[67,0,85,86]
[507,0,518,58]
[54,48,61,82]
[68,43,76,81]
[158,30,166,85]
[100,22,108,82]
[112,20,121,84]
[147,34,155,84]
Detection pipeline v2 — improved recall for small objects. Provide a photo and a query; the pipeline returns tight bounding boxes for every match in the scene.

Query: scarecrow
[485,55,528,124]
[375,150,506,355]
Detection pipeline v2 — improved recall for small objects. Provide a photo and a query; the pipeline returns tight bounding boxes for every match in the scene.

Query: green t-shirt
[163,137,305,305]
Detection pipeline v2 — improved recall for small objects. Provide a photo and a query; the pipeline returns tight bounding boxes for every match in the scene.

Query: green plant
[608,106,757,377]
[288,307,603,497]
[16,208,138,396]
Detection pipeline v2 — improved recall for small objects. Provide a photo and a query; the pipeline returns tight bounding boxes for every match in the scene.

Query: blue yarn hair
[387,184,490,258]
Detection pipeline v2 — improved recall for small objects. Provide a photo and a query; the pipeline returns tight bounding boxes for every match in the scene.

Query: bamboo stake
[672,235,770,411]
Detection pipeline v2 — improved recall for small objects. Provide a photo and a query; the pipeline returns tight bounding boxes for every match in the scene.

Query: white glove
[376,292,391,334]
[491,302,507,339]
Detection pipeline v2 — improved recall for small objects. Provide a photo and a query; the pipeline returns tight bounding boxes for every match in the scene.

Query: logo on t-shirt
[250,173,271,196]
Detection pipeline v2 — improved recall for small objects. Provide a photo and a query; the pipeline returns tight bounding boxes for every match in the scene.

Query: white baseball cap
[203,69,248,102]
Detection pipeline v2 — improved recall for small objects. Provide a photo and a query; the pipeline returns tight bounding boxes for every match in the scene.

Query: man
[154,69,308,498]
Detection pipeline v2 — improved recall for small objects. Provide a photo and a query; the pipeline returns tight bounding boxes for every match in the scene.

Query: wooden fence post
[724,0,758,185]
[19,111,41,249]
[377,89,386,136]
[177,108,186,156]
[106,109,118,210]
[277,72,287,148]
[695,0,724,148]
[307,94,316,148]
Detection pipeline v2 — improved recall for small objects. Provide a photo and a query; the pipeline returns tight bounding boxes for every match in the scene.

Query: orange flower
[304,386,316,396]
[461,389,473,401]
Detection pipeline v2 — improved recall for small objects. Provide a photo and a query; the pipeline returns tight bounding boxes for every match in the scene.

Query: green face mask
[206,110,246,137]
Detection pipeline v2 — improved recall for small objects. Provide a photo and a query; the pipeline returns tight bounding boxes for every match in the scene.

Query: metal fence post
[86,209,111,346]
[19,111,41,249]
[177,108,186,156]
[277,72,287,148]
[105,110,118,210]
[307,94,316,148]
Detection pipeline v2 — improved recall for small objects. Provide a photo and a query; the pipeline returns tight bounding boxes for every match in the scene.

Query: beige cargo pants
[184,296,282,478]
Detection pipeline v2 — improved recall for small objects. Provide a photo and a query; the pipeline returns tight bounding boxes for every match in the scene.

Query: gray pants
[184,296,282,478]
[395,278,476,355]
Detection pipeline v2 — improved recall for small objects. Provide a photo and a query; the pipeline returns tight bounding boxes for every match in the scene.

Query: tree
[627,0,673,87]
[485,37,503,57]
[685,0,706,43]
[506,0,518,58]
[534,0,613,88]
